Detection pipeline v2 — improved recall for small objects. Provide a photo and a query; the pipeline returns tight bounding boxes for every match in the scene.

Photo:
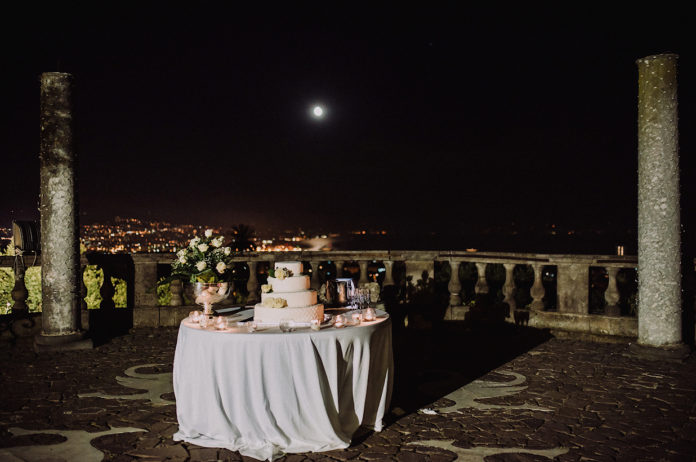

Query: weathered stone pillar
[34,72,91,352]
[636,53,684,349]
[246,260,259,304]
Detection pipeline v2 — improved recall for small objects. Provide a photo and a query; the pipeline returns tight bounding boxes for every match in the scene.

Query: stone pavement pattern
[0,325,695,461]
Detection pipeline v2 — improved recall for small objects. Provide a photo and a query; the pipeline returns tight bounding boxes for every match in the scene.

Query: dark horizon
[2,5,694,252]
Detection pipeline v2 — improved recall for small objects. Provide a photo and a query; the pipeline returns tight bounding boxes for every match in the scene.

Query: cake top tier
[275,261,303,274]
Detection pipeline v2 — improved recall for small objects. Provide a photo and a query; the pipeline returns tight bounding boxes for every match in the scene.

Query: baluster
[246,260,259,304]
[334,260,344,279]
[100,265,116,310]
[474,262,489,295]
[503,263,516,317]
[530,264,545,310]
[382,260,395,287]
[170,278,184,306]
[604,267,620,316]
[11,259,28,313]
[358,260,369,286]
[448,260,462,306]
[310,260,322,290]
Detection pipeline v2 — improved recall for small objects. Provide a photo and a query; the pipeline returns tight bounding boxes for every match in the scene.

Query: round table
[172,315,393,461]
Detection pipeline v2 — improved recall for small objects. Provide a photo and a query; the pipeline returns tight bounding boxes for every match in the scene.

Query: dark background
[1,4,693,252]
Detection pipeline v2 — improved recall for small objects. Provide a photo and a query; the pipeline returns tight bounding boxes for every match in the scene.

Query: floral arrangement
[262,297,288,308]
[171,229,234,283]
[261,284,273,293]
[272,267,293,280]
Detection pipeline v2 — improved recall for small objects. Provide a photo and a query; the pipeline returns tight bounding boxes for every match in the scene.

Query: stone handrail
[1,251,649,337]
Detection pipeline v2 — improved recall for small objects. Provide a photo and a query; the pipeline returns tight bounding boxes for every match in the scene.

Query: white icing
[275,261,303,274]
[254,304,324,324]
[267,275,309,292]
[261,290,316,308]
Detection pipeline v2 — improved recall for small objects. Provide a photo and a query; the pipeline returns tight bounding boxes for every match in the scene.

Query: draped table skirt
[173,315,393,461]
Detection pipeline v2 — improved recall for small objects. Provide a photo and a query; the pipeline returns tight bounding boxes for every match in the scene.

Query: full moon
[312,105,324,118]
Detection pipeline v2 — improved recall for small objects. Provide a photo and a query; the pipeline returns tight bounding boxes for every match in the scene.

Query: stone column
[35,72,91,352]
[447,260,462,306]
[474,262,488,295]
[530,264,545,310]
[503,263,516,315]
[604,267,621,316]
[636,53,684,349]
[246,260,259,304]
[358,260,370,286]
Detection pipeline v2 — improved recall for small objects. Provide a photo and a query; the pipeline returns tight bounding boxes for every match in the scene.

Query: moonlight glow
[311,105,325,118]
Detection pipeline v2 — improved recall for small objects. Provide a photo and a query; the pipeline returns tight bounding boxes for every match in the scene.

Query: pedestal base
[34,331,93,353]
[628,342,692,362]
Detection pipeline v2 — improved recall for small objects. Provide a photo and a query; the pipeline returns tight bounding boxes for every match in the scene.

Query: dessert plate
[226,309,254,323]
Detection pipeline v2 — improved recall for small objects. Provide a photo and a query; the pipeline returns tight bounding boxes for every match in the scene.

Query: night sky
[1,4,694,249]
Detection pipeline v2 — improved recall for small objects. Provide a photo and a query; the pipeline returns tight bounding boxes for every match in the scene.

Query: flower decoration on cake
[261,284,273,293]
[170,229,235,283]
[262,297,288,308]
[275,267,293,280]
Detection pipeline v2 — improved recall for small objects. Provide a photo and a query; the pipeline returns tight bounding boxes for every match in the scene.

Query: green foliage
[158,279,172,306]
[0,267,13,314]
[82,265,127,309]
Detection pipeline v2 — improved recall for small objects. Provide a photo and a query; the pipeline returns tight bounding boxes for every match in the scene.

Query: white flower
[178,256,187,264]
[216,262,227,273]
[261,284,272,293]
[223,247,231,256]
[205,229,213,238]
[262,297,287,308]
[196,261,206,271]
[189,237,200,247]
[198,244,209,252]
[212,237,223,248]
[275,268,293,280]
[177,249,186,257]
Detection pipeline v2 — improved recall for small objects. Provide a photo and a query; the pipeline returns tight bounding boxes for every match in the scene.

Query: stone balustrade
[1,250,650,339]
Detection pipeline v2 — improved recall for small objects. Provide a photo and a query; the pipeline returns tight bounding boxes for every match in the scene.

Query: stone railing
[2,250,647,338]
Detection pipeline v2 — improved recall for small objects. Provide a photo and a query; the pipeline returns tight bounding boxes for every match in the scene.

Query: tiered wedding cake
[254,261,324,324]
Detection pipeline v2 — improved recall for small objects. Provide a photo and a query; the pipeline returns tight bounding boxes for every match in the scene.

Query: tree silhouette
[229,224,256,252]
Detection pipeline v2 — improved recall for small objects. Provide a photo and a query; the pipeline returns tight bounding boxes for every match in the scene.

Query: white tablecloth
[172,316,393,461]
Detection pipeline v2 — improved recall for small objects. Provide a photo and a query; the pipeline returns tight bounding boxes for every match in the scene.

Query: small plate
[226,309,254,323]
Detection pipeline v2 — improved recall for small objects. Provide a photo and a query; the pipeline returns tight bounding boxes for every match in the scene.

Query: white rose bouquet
[170,229,235,283]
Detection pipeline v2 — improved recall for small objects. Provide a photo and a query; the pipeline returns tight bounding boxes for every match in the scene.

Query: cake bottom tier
[254,304,324,324]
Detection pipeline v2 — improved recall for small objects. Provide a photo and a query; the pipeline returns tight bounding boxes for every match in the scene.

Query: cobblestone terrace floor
[1,321,695,461]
